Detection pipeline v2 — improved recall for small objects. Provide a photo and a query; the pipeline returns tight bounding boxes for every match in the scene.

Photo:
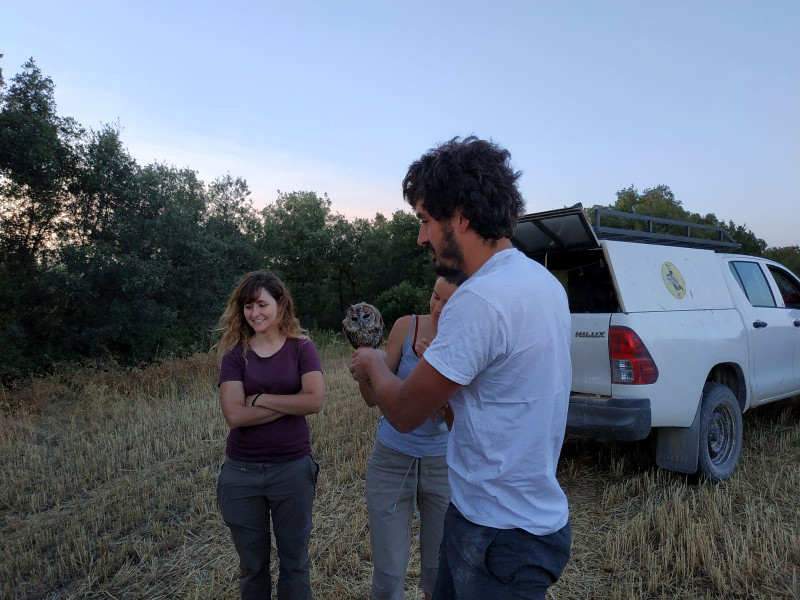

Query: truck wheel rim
[707,404,735,465]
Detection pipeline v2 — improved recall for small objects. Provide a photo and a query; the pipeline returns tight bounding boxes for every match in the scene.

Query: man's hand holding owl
[349,347,387,383]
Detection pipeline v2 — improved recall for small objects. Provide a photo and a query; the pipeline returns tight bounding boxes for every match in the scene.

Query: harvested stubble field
[1,341,798,600]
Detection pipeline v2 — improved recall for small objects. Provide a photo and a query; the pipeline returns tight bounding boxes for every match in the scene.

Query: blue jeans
[217,455,319,600]
[433,503,571,600]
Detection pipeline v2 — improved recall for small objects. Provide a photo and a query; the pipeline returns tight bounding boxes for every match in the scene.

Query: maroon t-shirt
[218,337,323,463]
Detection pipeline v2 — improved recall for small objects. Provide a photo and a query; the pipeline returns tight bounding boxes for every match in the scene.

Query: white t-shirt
[424,247,571,535]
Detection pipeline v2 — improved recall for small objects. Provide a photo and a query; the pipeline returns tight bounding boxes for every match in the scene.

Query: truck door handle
[753,320,768,328]
[794,320,800,327]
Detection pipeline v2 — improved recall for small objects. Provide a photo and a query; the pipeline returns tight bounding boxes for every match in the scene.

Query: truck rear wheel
[696,383,743,483]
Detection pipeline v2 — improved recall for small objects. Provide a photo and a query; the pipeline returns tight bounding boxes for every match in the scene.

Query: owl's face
[344,303,379,332]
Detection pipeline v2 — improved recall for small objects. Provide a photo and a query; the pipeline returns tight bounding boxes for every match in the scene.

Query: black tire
[696,383,743,483]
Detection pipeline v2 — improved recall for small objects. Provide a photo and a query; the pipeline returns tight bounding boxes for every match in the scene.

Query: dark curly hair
[402,136,525,241]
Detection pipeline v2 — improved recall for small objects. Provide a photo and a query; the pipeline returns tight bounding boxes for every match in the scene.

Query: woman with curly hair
[216,270,325,600]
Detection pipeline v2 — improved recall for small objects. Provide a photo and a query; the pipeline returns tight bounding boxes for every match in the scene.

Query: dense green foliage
[0,60,431,381]
[1,60,796,381]
[763,245,800,279]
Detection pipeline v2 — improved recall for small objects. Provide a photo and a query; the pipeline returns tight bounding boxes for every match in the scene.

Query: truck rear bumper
[566,396,651,441]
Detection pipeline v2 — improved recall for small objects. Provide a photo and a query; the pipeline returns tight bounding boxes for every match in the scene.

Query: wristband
[251,393,262,407]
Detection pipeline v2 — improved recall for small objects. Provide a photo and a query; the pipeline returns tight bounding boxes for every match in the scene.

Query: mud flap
[655,401,701,474]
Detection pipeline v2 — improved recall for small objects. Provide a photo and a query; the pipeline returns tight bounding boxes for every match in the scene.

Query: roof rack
[593,207,741,250]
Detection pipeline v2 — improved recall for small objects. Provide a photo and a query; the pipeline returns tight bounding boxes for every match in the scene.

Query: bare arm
[350,349,461,433]
[220,380,286,429]
[253,370,325,415]
[359,378,378,407]
[358,316,409,407]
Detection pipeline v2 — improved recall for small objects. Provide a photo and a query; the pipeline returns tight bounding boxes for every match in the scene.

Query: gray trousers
[366,440,451,600]
[217,455,319,600]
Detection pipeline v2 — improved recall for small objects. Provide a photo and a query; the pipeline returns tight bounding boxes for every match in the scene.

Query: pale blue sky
[3,0,798,247]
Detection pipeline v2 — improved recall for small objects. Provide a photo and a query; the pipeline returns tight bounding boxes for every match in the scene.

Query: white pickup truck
[512,206,800,482]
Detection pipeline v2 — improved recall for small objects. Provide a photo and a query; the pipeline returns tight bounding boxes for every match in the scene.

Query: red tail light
[609,326,659,384]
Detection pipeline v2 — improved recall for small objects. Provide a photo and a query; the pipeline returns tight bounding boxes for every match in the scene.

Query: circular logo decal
[661,262,686,299]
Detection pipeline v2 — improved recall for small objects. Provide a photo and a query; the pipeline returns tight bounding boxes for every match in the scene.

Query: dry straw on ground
[1,341,798,599]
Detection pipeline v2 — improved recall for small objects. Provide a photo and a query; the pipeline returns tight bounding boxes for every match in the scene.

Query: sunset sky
[3,0,798,246]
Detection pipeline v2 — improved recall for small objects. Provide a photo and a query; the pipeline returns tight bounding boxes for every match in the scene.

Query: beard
[434,262,465,280]
[430,220,466,279]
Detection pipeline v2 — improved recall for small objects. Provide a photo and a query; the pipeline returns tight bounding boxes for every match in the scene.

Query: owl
[343,302,384,349]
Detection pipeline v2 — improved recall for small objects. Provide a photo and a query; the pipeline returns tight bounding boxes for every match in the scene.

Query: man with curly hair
[350,136,572,600]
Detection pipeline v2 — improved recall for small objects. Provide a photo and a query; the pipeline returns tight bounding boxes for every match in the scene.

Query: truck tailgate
[571,313,612,395]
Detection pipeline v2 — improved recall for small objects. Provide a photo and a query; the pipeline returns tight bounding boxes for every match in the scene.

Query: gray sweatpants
[366,440,451,600]
[217,455,319,600]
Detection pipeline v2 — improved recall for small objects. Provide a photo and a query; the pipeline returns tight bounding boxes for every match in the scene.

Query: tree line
[1,59,797,381]
[0,59,433,380]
